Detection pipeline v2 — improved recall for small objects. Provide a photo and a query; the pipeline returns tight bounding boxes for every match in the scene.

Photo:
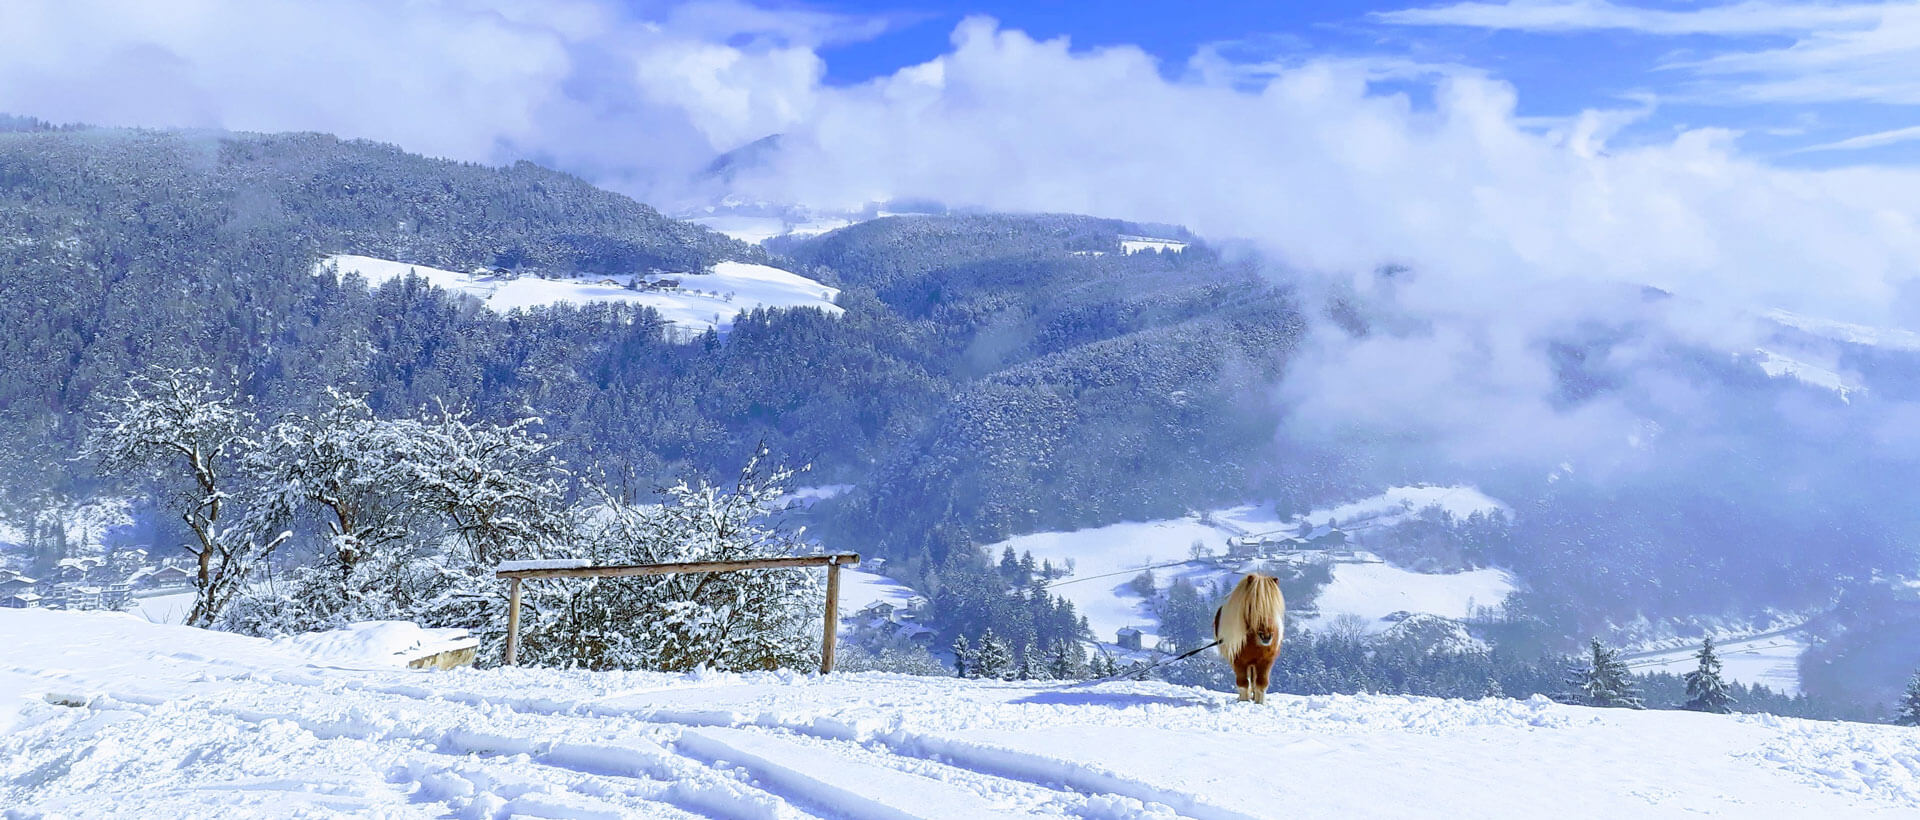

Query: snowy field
[1117,236,1188,254]
[1622,629,1811,696]
[318,255,841,333]
[994,489,1515,646]
[688,214,857,245]
[6,610,1920,818]
[1753,349,1860,402]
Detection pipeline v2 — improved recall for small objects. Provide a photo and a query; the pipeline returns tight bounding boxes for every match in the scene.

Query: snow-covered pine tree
[1683,637,1736,714]
[1087,650,1116,678]
[952,635,974,678]
[83,367,288,627]
[1047,642,1081,679]
[1565,638,1644,709]
[1896,673,1920,727]
[974,628,1014,680]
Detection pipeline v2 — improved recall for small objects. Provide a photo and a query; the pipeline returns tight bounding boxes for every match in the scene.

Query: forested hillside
[0,124,1301,668]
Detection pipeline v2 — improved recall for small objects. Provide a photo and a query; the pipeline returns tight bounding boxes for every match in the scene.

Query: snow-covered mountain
[4,609,1918,817]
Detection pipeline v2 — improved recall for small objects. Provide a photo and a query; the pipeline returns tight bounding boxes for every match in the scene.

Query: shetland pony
[1213,573,1285,703]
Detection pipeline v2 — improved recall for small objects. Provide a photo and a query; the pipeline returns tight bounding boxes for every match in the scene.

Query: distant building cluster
[848,595,936,645]
[1223,520,1373,563]
[0,548,191,611]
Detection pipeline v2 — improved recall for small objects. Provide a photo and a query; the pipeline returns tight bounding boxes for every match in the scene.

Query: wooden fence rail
[495,553,860,673]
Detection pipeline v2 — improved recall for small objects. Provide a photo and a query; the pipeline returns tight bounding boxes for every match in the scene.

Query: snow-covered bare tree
[508,449,822,672]
[83,367,287,627]
[1683,637,1735,714]
[225,391,567,635]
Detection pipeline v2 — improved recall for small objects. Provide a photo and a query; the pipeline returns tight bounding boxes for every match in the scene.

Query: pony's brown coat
[1213,573,1285,703]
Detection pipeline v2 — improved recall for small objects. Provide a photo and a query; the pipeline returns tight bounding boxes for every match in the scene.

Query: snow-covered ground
[835,569,921,622]
[1305,563,1514,632]
[1766,309,1920,352]
[1117,235,1188,255]
[996,489,1514,646]
[1622,628,1811,696]
[131,588,197,624]
[5,609,1920,818]
[1752,349,1860,402]
[318,255,841,333]
[689,214,857,244]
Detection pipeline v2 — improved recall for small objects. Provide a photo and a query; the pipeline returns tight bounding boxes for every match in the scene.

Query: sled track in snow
[17,670,1249,820]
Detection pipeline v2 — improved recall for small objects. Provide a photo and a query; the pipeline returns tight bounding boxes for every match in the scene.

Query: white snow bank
[5,609,1919,817]
[272,621,477,667]
[318,254,841,333]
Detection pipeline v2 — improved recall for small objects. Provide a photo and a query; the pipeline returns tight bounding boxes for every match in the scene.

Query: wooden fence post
[505,576,522,667]
[821,556,842,674]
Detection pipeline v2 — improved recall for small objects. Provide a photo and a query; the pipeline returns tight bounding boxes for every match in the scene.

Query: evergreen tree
[1047,642,1080,679]
[951,635,973,679]
[974,629,1014,680]
[1565,638,1643,709]
[1683,637,1735,714]
[1896,673,1920,727]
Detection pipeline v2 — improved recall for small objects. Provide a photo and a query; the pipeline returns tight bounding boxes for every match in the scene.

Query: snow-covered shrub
[509,452,822,672]
[835,643,949,675]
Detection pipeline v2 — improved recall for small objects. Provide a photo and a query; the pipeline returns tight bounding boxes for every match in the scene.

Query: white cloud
[5,1,1920,472]
[1795,124,1920,152]
[1377,1,1920,105]
[1373,0,1890,36]
[0,0,840,187]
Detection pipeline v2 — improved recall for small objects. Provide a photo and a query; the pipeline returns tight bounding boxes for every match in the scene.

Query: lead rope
[1060,639,1220,688]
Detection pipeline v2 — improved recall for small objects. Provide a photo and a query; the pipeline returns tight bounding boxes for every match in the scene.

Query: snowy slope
[318,255,841,333]
[1622,628,1811,696]
[1766,309,1920,352]
[1753,349,1861,402]
[5,610,1920,818]
[994,490,1514,646]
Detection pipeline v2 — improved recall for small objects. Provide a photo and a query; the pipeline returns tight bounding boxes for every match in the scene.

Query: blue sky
[788,0,1918,165]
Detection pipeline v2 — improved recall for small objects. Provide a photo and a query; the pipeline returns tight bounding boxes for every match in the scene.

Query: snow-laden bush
[223,391,567,636]
[507,452,822,672]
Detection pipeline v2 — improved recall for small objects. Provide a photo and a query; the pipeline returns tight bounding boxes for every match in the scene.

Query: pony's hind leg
[1234,662,1252,701]
[1252,663,1272,704]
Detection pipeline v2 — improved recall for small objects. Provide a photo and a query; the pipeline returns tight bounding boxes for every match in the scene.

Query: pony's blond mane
[1217,573,1285,662]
